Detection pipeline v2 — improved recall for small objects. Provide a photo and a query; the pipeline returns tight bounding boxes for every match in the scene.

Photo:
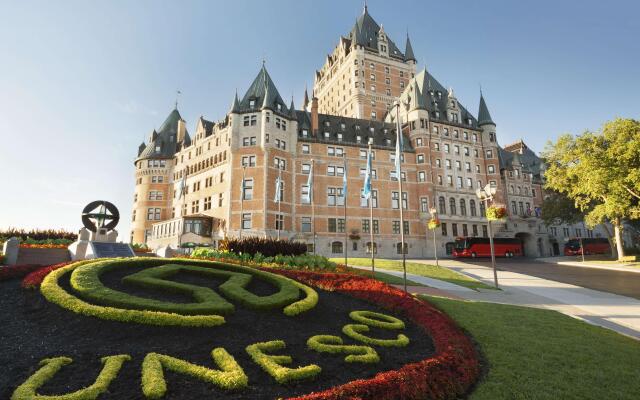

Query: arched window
[449,198,457,215]
[366,242,377,254]
[396,242,408,254]
[331,241,343,254]
[460,199,467,216]
[470,200,477,217]
[479,201,486,217]
[438,196,446,215]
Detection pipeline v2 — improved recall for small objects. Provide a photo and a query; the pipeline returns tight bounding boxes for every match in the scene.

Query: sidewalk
[392,259,640,340]
[535,256,640,274]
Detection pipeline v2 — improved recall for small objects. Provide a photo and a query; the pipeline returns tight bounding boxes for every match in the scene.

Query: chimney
[177,119,186,143]
[310,92,319,134]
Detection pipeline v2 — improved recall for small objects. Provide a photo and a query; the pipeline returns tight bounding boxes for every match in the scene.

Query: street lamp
[429,206,439,266]
[476,183,499,288]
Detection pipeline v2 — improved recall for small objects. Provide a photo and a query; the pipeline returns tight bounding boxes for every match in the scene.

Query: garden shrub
[349,310,405,330]
[0,264,44,282]
[190,248,337,272]
[245,340,321,384]
[141,348,247,399]
[219,237,307,257]
[0,228,77,242]
[307,335,379,363]
[41,261,226,327]
[342,324,410,347]
[11,354,130,400]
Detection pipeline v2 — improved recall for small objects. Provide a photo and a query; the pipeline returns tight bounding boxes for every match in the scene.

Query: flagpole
[368,138,375,276]
[277,167,281,240]
[311,160,316,254]
[343,158,348,267]
[240,166,245,240]
[395,103,407,293]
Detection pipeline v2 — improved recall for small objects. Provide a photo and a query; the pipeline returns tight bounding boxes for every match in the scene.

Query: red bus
[564,238,611,256]
[453,237,523,258]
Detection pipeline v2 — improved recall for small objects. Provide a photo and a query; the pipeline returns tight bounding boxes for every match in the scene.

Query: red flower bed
[21,262,71,289]
[0,264,44,281]
[19,243,69,249]
[268,270,480,400]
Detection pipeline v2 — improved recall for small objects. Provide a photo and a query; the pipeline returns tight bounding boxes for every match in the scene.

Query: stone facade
[130,5,607,258]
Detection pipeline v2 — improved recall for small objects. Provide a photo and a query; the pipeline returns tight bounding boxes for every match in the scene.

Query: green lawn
[365,271,424,287]
[331,258,494,291]
[423,296,640,399]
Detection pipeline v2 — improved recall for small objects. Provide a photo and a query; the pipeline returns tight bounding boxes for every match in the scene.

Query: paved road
[457,258,640,300]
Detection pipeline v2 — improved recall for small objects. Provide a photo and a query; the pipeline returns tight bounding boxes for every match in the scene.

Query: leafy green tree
[540,190,584,226]
[542,118,640,260]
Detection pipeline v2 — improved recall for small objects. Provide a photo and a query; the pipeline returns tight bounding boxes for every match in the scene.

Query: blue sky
[0,0,638,238]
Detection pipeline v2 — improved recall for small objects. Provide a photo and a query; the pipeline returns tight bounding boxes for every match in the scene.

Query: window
[417,154,425,164]
[301,185,311,204]
[204,197,212,211]
[301,217,311,232]
[486,149,493,158]
[466,177,473,188]
[151,176,164,183]
[421,197,429,212]
[449,198,457,215]
[454,145,460,155]
[470,200,477,216]
[457,176,463,188]
[147,208,161,221]
[275,214,284,230]
[452,223,458,237]
[418,171,426,182]
[359,149,367,159]
[327,187,344,206]
[366,242,377,254]
[242,213,251,229]
[487,165,495,174]
[441,223,448,236]
[361,189,378,208]
[302,144,310,154]
[331,241,343,254]
[439,196,446,214]
[444,144,450,153]
[242,178,253,200]
[447,175,453,186]
[274,157,286,170]
[328,218,345,233]
[434,142,440,151]
[191,200,199,214]
[242,155,256,167]
[302,164,311,174]
[437,175,443,185]
[511,201,518,214]
[396,242,408,254]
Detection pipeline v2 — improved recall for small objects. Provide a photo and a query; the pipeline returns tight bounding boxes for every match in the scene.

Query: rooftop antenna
[175,89,181,109]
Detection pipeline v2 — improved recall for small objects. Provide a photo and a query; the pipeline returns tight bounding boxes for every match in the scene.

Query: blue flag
[362,149,372,199]
[395,127,403,178]
[304,162,313,203]
[342,161,348,199]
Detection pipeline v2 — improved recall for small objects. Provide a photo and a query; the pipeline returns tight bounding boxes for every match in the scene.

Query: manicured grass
[331,258,494,290]
[423,296,640,399]
[363,270,425,287]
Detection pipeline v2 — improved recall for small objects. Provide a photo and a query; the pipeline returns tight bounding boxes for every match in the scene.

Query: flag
[304,162,313,203]
[274,173,282,202]
[395,125,403,178]
[178,173,186,199]
[362,149,372,199]
[342,161,348,200]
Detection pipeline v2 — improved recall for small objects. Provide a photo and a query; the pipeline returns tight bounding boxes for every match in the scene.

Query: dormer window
[355,125,360,130]
[276,104,282,112]
[249,99,255,108]
[340,123,345,130]
[399,71,404,78]
[437,91,442,99]
[380,44,387,53]
[324,121,330,127]
[324,131,330,139]
[356,135,362,143]
[301,129,308,137]
[337,133,343,141]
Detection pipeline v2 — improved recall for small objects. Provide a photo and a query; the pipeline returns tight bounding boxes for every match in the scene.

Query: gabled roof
[137,108,184,160]
[498,143,545,182]
[348,7,405,60]
[408,68,479,128]
[294,111,413,151]
[199,117,215,137]
[238,64,289,115]
[478,93,495,126]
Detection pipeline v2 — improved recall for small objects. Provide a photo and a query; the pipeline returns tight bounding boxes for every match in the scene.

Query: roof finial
[363,0,368,13]
[175,89,181,109]
[479,83,483,96]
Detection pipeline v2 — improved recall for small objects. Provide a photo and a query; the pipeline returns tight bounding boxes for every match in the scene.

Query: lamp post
[429,206,439,266]
[476,184,499,288]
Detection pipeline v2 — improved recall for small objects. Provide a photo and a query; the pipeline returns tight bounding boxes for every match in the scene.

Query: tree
[540,190,584,226]
[542,118,640,260]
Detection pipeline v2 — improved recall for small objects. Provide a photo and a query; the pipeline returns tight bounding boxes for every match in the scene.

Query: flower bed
[19,243,69,249]
[0,264,44,281]
[270,269,480,400]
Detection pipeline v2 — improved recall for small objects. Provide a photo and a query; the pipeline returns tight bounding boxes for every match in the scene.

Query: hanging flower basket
[427,218,441,230]
[486,206,507,221]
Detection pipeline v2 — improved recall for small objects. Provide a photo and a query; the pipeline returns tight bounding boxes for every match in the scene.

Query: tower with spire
[313,4,417,121]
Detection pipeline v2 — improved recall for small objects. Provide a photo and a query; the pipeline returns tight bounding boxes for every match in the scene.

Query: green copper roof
[137,108,185,160]
[404,34,416,62]
[239,64,289,114]
[478,94,495,126]
[349,7,404,60]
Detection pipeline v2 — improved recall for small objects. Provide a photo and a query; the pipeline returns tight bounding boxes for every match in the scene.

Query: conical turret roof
[239,64,288,114]
[404,33,416,62]
[348,6,404,59]
[137,108,184,160]
[478,93,495,126]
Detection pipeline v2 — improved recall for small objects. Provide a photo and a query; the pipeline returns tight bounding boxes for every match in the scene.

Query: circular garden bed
[0,258,480,399]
